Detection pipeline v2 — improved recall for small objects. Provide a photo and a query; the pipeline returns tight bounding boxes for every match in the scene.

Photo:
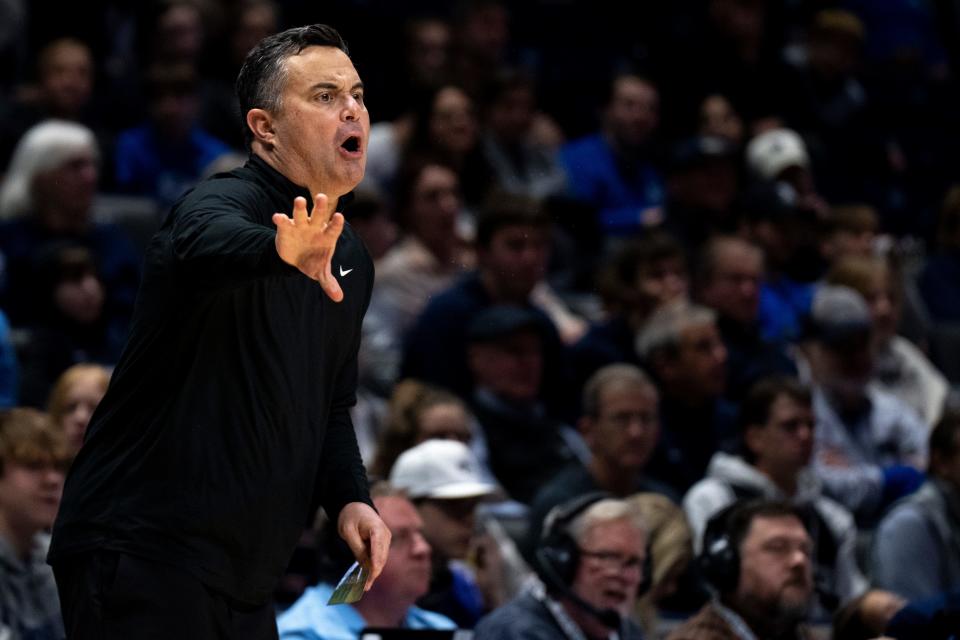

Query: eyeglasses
[579,548,644,574]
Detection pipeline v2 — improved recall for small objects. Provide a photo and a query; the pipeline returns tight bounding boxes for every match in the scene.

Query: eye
[317,92,332,103]
[353,92,365,104]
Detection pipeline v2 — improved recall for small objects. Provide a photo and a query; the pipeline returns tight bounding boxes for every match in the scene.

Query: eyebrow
[310,81,364,92]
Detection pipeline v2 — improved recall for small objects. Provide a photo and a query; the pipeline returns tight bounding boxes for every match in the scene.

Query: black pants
[52,551,279,639]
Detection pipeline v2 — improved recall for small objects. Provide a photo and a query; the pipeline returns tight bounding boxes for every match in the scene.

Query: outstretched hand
[338,502,391,591]
[273,193,345,302]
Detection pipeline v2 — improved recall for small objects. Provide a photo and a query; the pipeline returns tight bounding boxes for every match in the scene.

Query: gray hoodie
[683,452,867,606]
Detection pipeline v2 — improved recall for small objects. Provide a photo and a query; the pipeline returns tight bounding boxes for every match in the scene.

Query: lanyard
[532,584,620,640]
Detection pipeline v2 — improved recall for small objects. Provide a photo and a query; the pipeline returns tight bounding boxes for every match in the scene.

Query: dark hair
[694,235,761,292]
[930,410,960,476]
[391,152,458,229]
[475,191,549,249]
[235,24,349,148]
[596,230,685,312]
[739,376,811,463]
[725,499,804,556]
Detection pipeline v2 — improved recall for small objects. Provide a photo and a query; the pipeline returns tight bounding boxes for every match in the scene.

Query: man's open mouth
[340,136,361,153]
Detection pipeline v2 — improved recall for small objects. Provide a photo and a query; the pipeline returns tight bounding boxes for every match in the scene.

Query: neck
[589,458,636,496]
[254,148,341,219]
[479,269,526,304]
[562,597,613,639]
[755,461,798,496]
[0,514,36,561]
[353,588,412,628]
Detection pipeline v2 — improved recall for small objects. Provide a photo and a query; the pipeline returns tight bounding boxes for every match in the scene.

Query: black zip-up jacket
[48,154,374,605]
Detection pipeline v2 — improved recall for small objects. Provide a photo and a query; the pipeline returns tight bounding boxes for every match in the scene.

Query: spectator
[684,376,866,612]
[15,243,125,407]
[918,185,960,323]
[400,192,572,420]
[475,494,647,639]
[570,231,689,388]
[369,379,476,480]
[827,255,948,426]
[662,135,740,254]
[819,205,880,267]
[695,235,797,400]
[872,411,960,600]
[637,303,738,494]
[389,439,497,628]
[528,364,672,552]
[739,182,818,343]
[0,120,142,333]
[698,94,744,147]
[465,305,581,504]
[628,493,697,636]
[480,68,567,200]
[0,407,71,640]
[276,484,457,639]
[668,500,815,640]
[46,363,110,454]
[559,71,665,236]
[745,127,828,220]
[0,38,99,171]
[114,62,231,210]
[803,285,927,523]
[362,156,470,393]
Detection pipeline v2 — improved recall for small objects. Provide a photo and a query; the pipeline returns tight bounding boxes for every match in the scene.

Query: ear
[743,424,765,459]
[246,108,275,147]
[578,416,596,443]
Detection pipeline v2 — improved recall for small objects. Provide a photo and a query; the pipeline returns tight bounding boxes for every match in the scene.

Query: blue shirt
[277,583,457,640]
[559,134,664,235]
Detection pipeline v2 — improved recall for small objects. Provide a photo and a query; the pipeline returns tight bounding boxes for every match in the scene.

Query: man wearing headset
[475,494,647,639]
[668,499,815,640]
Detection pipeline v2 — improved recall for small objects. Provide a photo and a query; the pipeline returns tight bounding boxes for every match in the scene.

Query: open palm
[273,193,345,302]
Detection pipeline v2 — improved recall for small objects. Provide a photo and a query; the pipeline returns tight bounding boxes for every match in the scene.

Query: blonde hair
[46,364,111,429]
[0,408,72,474]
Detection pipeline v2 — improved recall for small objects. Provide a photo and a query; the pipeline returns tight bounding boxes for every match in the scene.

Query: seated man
[669,500,815,640]
[388,439,497,628]
[0,408,72,640]
[475,494,647,639]
[528,363,673,553]
[803,285,927,523]
[636,302,738,494]
[684,376,865,612]
[872,410,960,600]
[276,483,456,639]
[465,305,582,504]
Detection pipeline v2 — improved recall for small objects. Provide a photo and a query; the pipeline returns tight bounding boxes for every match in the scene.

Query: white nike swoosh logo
[339,266,354,276]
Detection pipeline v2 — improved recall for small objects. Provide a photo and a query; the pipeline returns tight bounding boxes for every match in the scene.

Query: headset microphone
[535,546,624,630]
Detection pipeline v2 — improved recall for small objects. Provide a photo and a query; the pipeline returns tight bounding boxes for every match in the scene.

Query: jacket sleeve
[313,251,376,520]
[170,181,297,289]
[871,504,944,601]
[814,462,884,520]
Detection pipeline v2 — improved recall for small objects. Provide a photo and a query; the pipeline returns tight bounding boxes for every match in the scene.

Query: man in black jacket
[47,24,390,639]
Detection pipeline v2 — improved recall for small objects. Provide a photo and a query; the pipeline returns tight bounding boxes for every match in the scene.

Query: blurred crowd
[3,0,960,638]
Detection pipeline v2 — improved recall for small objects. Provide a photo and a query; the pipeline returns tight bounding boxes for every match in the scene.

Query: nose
[411,531,431,557]
[342,94,362,121]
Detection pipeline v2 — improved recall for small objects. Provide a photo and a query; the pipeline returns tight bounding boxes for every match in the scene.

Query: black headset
[697,502,743,595]
[537,492,653,602]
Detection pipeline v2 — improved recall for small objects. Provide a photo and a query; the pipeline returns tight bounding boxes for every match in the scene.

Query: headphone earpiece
[537,491,611,586]
[697,503,742,595]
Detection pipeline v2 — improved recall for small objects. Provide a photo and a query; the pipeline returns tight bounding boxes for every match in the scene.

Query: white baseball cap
[389,439,497,500]
[746,128,810,180]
